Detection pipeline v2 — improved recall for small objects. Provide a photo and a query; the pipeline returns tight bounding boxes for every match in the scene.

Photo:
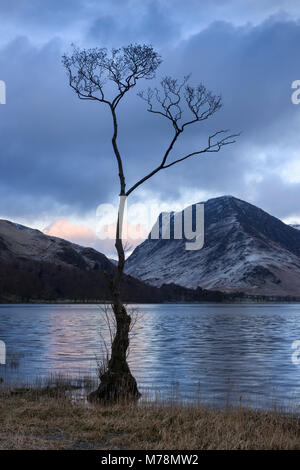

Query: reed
[0,379,300,450]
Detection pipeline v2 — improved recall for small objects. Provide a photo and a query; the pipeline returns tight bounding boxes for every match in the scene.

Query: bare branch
[163,131,241,169]
[126,130,181,196]
[182,85,222,128]
[63,44,161,199]
[62,44,162,109]
[126,130,240,195]
[138,75,190,131]
[137,75,222,132]
[128,75,239,195]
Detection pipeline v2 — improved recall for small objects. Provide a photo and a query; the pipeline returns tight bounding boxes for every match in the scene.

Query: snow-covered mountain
[0,219,111,271]
[126,196,300,296]
[0,219,230,303]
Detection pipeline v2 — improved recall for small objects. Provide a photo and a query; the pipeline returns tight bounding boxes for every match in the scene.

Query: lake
[1,303,300,409]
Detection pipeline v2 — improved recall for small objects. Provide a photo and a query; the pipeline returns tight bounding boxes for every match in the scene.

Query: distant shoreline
[1,298,300,305]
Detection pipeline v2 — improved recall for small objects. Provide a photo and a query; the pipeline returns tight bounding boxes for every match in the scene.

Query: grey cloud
[254,175,300,220]
[88,0,179,47]
[133,17,300,205]
[0,37,119,220]
[2,1,300,47]
[0,3,300,233]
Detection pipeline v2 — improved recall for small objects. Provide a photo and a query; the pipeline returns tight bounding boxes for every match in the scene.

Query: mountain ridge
[0,218,235,303]
[126,195,300,296]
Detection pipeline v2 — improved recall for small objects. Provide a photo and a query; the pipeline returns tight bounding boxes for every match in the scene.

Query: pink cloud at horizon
[43,219,146,258]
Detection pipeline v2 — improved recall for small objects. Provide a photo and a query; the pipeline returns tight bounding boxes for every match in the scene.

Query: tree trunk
[88,199,141,403]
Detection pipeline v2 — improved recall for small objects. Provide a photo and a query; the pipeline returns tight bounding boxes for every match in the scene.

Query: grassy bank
[1,384,300,450]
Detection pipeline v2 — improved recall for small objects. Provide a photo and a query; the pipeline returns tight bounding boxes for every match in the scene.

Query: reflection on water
[1,303,300,408]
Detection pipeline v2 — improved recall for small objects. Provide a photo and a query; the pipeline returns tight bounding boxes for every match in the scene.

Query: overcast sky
[1,0,300,256]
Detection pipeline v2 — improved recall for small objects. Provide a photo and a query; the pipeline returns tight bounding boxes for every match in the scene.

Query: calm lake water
[1,303,300,409]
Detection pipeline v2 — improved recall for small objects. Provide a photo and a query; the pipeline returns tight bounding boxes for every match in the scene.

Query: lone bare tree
[62,44,238,402]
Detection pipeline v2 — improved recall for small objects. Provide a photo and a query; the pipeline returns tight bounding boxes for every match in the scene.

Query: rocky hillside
[0,219,231,303]
[126,196,300,296]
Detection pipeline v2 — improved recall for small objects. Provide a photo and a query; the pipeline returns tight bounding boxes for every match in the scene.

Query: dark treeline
[0,257,241,303]
[1,258,298,304]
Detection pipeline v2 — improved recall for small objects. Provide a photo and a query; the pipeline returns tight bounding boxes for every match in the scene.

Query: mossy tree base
[88,370,141,403]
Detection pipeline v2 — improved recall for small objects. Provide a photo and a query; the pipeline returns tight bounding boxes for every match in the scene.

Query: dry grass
[0,385,300,450]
